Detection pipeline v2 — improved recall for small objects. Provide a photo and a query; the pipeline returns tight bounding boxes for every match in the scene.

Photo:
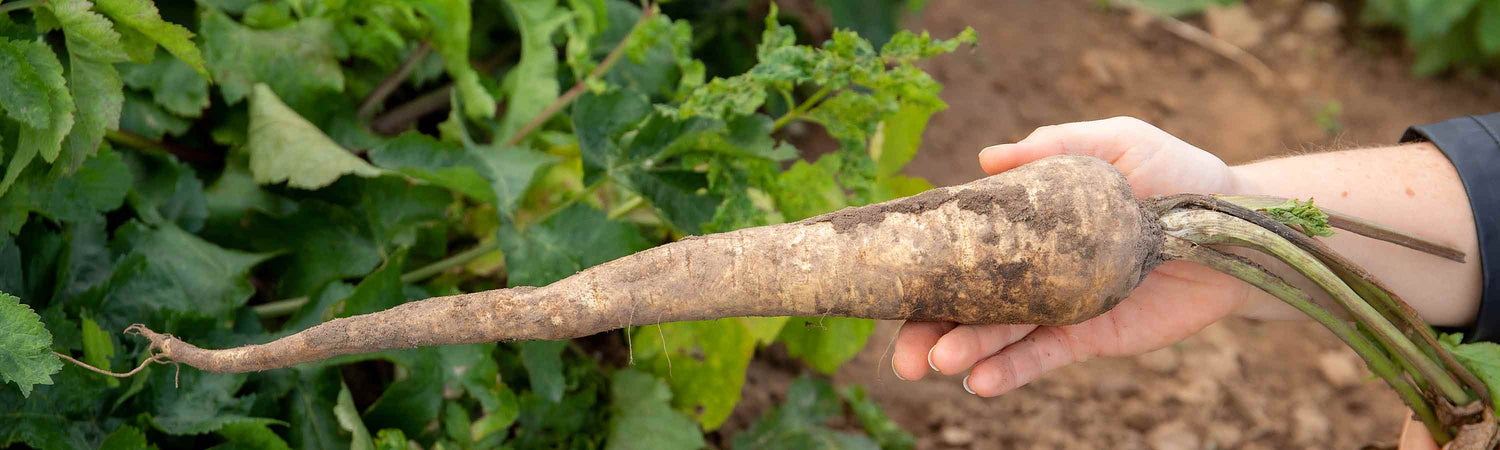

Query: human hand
[890,117,1254,396]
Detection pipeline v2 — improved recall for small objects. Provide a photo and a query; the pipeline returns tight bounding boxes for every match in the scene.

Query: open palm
[891,117,1254,396]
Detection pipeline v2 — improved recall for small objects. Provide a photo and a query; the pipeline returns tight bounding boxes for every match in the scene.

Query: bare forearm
[1228,142,1483,326]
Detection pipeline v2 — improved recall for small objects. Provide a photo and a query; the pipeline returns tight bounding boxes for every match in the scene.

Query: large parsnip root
[131,155,1164,373]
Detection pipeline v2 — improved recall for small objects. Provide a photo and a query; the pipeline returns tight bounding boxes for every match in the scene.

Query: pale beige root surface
[137,155,1163,373]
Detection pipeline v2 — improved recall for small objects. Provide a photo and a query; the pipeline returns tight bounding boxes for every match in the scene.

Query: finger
[928,323,1038,375]
[1398,415,1441,450]
[892,321,957,381]
[977,142,1066,175]
[963,326,1082,397]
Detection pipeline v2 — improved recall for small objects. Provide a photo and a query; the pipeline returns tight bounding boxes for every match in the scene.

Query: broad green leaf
[55,55,123,173]
[521,340,567,402]
[606,369,705,450]
[335,382,375,450]
[632,320,756,430]
[1,39,74,196]
[79,316,117,387]
[120,49,211,117]
[841,386,914,450]
[411,0,496,120]
[1440,333,1500,409]
[370,132,495,202]
[285,366,346,450]
[214,421,295,450]
[0,144,131,235]
[361,344,500,438]
[0,291,60,397]
[511,366,610,448]
[88,221,272,330]
[1404,0,1480,42]
[247,84,384,189]
[496,0,571,141]
[334,248,407,318]
[1477,1,1500,56]
[0,363,116,449]
[200,9,344,109]
[0,38,56,129]
[775,155,847,221]
[778,317,875,374]
[95,0,209,78]
[122,150,208,232]
[732,377,879,450]
[740,316,790,346]
[374,429,408,450]
[443,402,471,445]
[119,91,191,140]
[144,368,273,435]
[369,132,557,214]
[98,425,149,450]
[573,90,652,185]
[499,203,651,286]
[872,102,936,178]
[472,383,520,440]
[41,0,129,62]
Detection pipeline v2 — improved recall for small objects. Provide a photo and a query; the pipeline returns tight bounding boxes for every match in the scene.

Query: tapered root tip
[124,324,181,364]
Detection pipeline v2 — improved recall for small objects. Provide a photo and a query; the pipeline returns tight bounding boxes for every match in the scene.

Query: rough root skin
[131,155,1164,373]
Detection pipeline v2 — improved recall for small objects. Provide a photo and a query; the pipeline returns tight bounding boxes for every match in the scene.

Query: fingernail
[892,362,907,381]
[963,375,976,395]
[927,348,939,372]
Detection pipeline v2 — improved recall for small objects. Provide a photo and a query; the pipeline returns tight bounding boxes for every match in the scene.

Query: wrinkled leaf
[0,291,60,397]
[606,369,704,450]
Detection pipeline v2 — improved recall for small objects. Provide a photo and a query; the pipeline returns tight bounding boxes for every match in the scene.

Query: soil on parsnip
[724,0,1500,449]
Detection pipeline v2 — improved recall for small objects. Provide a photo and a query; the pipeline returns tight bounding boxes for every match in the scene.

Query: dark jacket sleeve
[1401,113,1500,343]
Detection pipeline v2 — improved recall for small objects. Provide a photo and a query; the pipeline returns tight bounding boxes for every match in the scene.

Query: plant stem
[400,240,502,284]
[607,196,645,220]
[1158,194,1490,406]
[1159,208,1474,406]
[1214,194,1466,262]
[500,4,656,147]
[105,129,216,163]
[771,87,831,132]
[0,0,40,14]
[253,240,505,318]
[359,41,433,120]
[1162,236,1451,442]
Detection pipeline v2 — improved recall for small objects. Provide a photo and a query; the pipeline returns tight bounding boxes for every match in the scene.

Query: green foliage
[1362,0,1500,75]
[733,376,880,449]
[1264,197,1335,237]
[0,0,965,447]
[1440,332,1500,409]
[0,291,60,397]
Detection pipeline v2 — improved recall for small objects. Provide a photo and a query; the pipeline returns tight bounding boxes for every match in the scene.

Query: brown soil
[733,1,1500,449]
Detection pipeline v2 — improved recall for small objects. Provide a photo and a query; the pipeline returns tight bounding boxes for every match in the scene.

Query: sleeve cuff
[1401,113,1500,343]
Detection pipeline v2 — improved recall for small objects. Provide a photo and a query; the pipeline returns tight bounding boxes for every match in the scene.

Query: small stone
[1317,350,1365,388]
[1205,4,1266,49]
[1137,347,1180,374]
[1293,404,1331,444]
[1300,2,1343,35]
[1147,421,1200,450]
[940,425,975,446]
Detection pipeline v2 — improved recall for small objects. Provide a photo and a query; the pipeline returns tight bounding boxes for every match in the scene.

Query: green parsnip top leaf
[1264,197,1336,237]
